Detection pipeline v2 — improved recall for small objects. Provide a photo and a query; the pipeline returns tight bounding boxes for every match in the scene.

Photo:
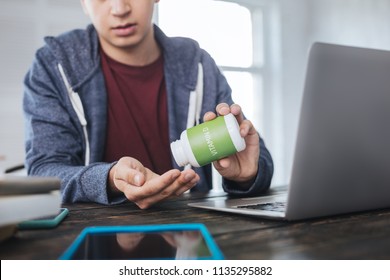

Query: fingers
[216,103,242,117]
[112,157,147,191]
[203,103,245,124]
[215,103,256,138]
[173,171,200,196]
[203,111,216,122]
[116,166,145,187]
[126,169,180,200]
[230,104,245,124]
[147,169,198,198]
[214,157,231,169]
[239,119,257,138]
[160,233,178,247]
[203,102,231,122]
[122,169,199,209]
[215,103,231,116]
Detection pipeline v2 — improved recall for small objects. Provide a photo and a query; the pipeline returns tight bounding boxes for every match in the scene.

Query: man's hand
[108,157,199,209]
[204,103,260,187]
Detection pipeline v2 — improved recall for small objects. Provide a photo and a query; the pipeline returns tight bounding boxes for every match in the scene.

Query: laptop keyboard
[236,201,286,212]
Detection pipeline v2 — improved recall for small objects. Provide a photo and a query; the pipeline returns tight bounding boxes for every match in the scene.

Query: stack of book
[0,175,61,240]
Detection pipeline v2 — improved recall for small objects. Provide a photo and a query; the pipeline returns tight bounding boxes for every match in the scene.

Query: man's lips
[111,23,137,36]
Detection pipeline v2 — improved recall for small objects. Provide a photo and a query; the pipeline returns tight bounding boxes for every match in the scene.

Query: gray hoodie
[23,24,273,204]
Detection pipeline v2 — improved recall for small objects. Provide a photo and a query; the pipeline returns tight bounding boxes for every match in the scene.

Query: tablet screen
[70,230,212,260]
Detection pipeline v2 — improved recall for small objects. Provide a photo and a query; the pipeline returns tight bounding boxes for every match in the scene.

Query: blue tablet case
[60,223,224,260]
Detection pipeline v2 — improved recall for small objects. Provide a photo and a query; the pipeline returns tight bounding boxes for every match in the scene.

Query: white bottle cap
[170,139,188,167]
[170,131,201,167]
[225,113,246,152]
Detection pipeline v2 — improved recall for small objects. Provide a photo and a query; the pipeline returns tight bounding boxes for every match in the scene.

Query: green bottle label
[187,116,237,166]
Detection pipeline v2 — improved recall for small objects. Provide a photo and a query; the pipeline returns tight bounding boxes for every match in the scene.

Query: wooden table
[1,186,390,260]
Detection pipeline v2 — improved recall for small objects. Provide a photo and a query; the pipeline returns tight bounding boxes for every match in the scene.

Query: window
[156,0,264,131]
[155,0,276,186]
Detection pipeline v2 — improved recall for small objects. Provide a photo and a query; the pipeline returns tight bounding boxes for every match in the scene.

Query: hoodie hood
[42,24,202,92]
[154,25,202,91]
[43,24,100,92]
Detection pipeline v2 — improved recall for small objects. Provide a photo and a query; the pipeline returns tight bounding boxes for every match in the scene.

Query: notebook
[189,42,390,220]
[0,175,61,227]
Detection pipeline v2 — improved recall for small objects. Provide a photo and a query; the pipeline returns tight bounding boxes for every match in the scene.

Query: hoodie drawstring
[184,63,204,170]
[58,64,90,166]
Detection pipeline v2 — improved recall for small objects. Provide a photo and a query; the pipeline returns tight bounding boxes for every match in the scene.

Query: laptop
[189,42,390,220]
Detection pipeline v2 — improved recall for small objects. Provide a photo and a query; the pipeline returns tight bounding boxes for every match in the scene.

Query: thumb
[129,170,145,187]
[213,157,231,170]
[118,157,146,186]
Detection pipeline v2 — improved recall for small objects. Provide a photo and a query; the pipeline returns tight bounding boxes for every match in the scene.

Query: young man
[23,0,273,209]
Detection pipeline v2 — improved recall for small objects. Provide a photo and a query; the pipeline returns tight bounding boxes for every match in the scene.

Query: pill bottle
[170,113,246,167]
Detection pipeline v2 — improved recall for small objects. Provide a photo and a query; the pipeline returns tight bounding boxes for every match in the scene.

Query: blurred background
[1,0,390,187]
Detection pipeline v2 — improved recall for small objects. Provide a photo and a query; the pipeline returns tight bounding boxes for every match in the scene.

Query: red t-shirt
[101,49,172,174]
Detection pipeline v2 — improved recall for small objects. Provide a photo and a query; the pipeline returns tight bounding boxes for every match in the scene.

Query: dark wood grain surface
[1,186,390,260]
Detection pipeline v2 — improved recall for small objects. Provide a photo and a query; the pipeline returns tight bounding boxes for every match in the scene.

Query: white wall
[262,0,310,186]
[0,0,90,172]
[307,0,390,49]
[275,0,390,186]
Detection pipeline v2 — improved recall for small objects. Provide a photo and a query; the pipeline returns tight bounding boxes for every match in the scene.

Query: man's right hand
[108,157,199,209]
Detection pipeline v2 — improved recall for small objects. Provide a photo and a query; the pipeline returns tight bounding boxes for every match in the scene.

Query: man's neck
[113,43,161,66]
[99,33,161,66]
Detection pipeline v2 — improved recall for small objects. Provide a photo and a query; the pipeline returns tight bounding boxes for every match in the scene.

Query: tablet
[60,223,224,260]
